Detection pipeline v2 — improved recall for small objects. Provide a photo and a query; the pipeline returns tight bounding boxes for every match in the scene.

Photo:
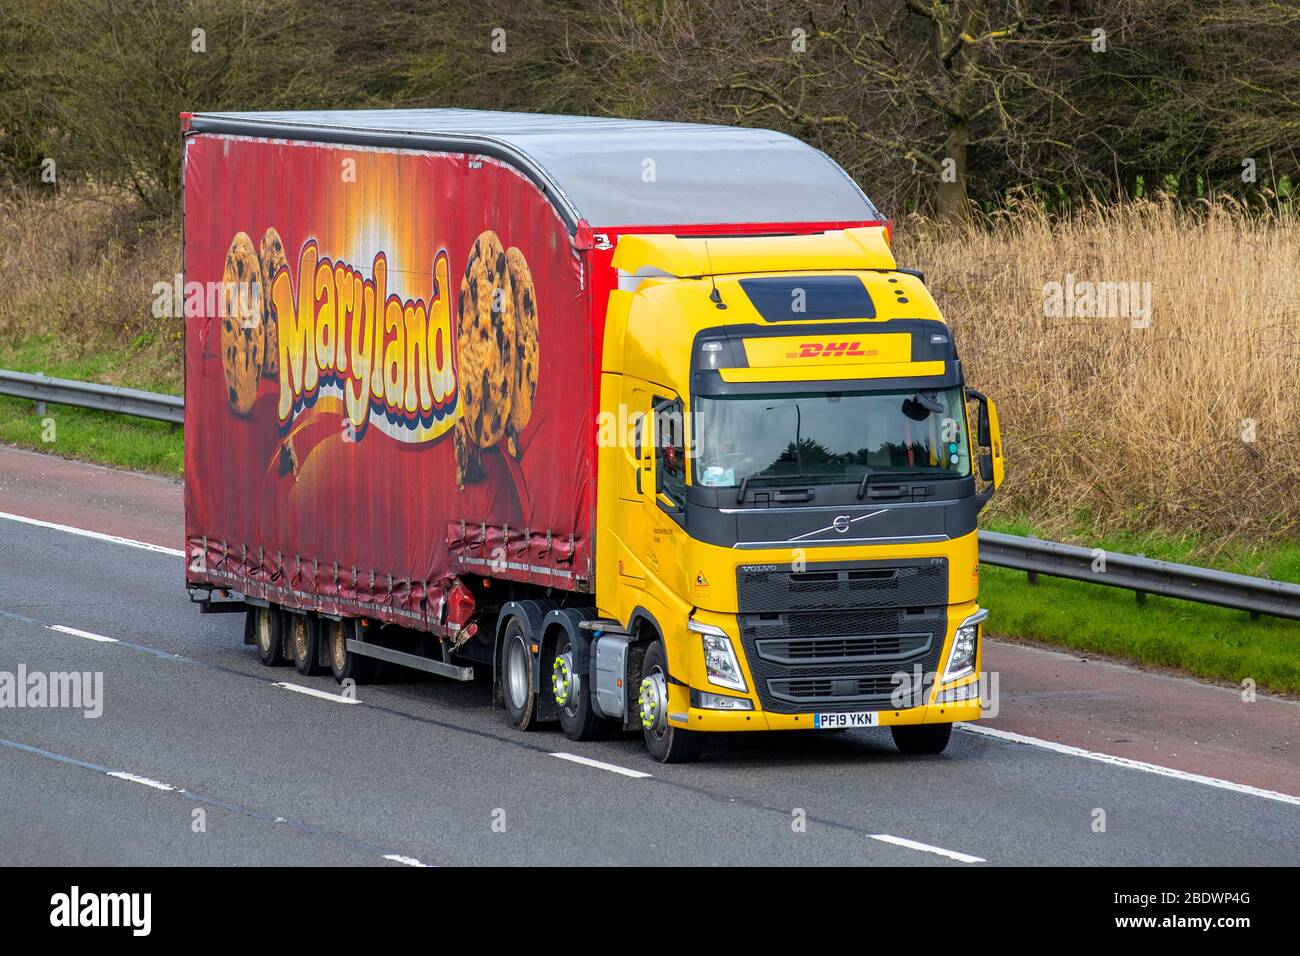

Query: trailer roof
[188,109,881,232]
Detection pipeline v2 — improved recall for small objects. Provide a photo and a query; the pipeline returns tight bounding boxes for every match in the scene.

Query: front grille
[736,560,948,714]
[768,675,902,705]
[756,634,931,664]
[737,559,948,612]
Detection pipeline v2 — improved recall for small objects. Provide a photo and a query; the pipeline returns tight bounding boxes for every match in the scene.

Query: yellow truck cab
[594,226,1004,761]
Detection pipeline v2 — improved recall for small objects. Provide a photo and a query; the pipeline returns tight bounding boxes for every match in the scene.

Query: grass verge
[981,518,1300,696]
[0,331,182,477]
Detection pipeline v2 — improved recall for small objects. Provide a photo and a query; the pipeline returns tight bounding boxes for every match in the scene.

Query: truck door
[613,380,652,604]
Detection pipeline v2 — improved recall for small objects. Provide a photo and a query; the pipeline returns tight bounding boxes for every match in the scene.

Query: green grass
[0,395,182,476]
[982,566,1300,694]
[981,517,1300,695]
[0,331,183,476]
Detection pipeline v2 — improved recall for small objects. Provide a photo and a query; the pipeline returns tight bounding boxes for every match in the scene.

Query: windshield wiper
[855,466,874,500]
[736,474,812,504]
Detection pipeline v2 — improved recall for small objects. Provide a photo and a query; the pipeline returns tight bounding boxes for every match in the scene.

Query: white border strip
[0,511,183,557]
[106,771,176,792]
[273,682,359,705]
[870,833,985,864]
[961,723,1300,808]
[48,624,119,644]
[549,752,652,779]
[382,854,429,867]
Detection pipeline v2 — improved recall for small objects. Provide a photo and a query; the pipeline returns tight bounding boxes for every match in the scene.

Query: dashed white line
[869,833,985,864]
[959,723,1300,808]
[382,854,429,867]
[48,624,118,644]
[549,752,652,779]
[273,682,359,705]
[0,510,183,557]
[106,771,176,792]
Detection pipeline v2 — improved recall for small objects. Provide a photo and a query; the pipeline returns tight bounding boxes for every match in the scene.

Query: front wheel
[638,639,704,763]
[891,722,953,755]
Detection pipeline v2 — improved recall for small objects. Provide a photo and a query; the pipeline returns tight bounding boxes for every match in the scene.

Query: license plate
[814,711,878,729]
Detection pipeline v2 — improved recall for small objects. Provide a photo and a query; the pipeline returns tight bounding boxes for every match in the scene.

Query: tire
[891,722,953,755]
[554,632,614,742]
[251,605,285,666]
[287,612,321,676]
[326,618,373,685]
[638,639,704,764]
[500,616,539,730]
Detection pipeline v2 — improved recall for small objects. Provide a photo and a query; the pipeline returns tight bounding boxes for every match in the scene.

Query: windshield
[692,388,971,488]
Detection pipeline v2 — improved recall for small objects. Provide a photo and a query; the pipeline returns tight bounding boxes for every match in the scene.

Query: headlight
[688,618,748,692]
[942,608,987,682]
[698,690,753,711]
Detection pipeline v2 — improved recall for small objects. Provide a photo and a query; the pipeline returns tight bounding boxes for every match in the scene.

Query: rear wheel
[287,612,321,676]
[252,606,284,666]
[554,634,614,741]
[500,616,538,730]
[891,722,953,755]
[639,639,704,764]
[327,618,373,684]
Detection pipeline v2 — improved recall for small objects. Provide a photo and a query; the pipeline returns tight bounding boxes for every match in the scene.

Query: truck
[182,108,1005,763]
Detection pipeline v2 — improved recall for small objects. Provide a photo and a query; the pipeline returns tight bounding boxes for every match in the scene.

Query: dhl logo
[789,341,879,359]
[270,241,458,441]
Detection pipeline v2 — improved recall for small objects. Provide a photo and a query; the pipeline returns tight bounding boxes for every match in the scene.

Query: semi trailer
[182,108,1004,763]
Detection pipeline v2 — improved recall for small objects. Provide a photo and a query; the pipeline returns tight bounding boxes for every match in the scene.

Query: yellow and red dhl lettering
[789,341,879,359]
[270,241,457,441]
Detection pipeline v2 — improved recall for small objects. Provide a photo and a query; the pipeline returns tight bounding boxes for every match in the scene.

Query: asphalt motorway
[2,510,1298,867]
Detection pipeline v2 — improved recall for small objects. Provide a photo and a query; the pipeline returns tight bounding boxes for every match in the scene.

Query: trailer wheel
[890,722,953,755]
[638,639,704,763]
[326,618,372,684]
[287,612,321,676]
[500,616,539,730]
[252,606,285,666]
[554,634,614,741]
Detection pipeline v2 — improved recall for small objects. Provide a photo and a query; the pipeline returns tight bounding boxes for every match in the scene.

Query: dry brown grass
[897,199,1300,541]
[0,186,181,390]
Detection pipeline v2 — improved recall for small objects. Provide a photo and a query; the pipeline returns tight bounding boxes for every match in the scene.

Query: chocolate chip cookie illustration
[457,230,515,453]
[452,414,482,488]
[505,246,538,458]
[257,227,288,378]
[220,231,265,415]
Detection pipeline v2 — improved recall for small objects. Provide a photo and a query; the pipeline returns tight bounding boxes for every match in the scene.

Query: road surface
[1,446,1297,865]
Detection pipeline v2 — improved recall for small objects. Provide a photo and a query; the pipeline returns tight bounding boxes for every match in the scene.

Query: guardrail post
[34,371,46,417]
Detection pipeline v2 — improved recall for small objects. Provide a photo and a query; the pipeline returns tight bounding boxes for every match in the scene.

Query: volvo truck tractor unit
[182,109,1005,762]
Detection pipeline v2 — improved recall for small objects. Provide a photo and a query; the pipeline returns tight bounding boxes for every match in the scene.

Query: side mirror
[965,388,1005,510]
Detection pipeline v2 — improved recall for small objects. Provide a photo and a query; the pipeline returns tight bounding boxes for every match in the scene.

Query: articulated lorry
[182,109,1004,762]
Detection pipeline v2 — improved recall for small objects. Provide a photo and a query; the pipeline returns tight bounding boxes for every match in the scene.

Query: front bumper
[670,696,982,732]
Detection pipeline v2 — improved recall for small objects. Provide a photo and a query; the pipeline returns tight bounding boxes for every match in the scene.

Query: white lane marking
[549,752,653,779]
[382,854,429,867]
[869,833,985,864]
[273,682,359,705]
[0,510,183,557]
[48,624,119,644]
[960,723,1300,808]
[106,771,176,792]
